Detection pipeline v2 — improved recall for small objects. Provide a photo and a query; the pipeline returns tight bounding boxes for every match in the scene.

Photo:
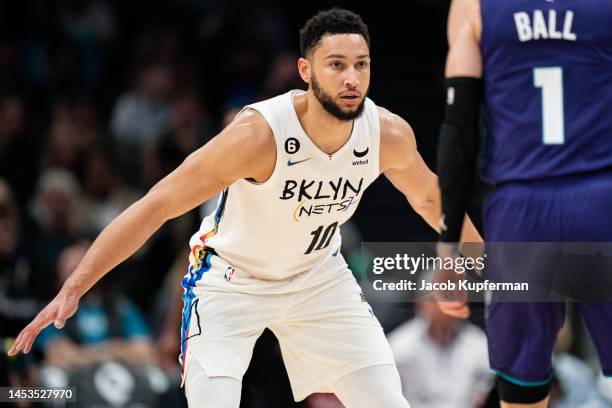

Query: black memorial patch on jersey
[285,137,300,154]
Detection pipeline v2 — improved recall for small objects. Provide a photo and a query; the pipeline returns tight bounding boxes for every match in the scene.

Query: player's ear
[298,57,311,84]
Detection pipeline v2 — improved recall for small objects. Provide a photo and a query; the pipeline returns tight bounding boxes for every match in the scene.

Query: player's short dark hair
[299,8,370,57]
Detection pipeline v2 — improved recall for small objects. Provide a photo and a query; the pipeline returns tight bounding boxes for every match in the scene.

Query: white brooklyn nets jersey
[188,90,381,280]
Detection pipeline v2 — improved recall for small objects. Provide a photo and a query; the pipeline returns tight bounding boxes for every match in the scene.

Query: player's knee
[496,375,551,405]
[378,391,411,408]
[331,365,410,408]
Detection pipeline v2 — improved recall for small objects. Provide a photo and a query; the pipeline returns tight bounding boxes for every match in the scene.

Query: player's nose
[343,67,360,88]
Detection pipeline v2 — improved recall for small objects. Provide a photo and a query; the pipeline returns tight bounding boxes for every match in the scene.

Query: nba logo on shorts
[225,266,236,282]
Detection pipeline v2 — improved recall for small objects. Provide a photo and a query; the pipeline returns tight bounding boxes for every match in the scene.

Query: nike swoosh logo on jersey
[287,158,311,166]
[353,147,369,158]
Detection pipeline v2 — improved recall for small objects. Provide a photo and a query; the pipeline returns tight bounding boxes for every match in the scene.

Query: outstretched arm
[433,0,484,318]
[379,107,481,243]
[437,0,483,243]
[8,109,276,356]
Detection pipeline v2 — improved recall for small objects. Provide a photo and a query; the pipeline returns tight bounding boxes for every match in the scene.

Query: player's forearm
[460,217,481,243]
[409,173,481,242]
[62,196,166,298]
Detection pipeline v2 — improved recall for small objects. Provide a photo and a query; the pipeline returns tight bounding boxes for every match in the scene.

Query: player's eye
[356,61,369,69]
[331,61,344,69]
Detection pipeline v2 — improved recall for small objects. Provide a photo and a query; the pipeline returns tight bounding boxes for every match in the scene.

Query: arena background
[1,0,610,407]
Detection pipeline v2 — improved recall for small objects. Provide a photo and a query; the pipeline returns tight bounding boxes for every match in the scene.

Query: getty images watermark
[360,242,612,302]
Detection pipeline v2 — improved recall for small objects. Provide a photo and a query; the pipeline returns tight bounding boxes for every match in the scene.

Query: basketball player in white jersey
[9,8,480,407]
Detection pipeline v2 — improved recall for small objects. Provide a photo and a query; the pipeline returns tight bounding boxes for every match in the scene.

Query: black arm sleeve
[437,77,483,242]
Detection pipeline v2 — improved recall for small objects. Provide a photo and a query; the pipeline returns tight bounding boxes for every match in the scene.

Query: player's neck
[295,92,354,156]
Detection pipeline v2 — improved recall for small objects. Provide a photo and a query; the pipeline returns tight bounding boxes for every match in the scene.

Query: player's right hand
[433,242,471,319]
[433,266,471,319]
[436,299,470,319]
[7,290,79,356]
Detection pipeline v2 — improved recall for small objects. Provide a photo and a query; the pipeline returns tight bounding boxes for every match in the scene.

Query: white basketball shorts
[179,248,395,401]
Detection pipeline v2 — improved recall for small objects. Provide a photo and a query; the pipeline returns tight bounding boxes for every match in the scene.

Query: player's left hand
[433,242,470,319]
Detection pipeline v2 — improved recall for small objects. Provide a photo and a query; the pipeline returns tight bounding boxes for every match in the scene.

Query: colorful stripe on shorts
[179,248,213,388]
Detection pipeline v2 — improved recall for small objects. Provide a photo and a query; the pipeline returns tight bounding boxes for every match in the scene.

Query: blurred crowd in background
[1,1,611,407]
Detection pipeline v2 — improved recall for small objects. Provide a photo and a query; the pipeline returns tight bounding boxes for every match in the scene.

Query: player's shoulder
[227,108,276,154]
[377,106,415,149]
[377,106,418,172]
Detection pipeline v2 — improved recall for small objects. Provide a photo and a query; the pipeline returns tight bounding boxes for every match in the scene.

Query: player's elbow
[140,185,174,223]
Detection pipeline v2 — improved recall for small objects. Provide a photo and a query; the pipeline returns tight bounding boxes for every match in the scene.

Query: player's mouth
[339,92,361,106]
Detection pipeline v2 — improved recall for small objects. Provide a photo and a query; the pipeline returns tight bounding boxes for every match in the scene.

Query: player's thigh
[487,302,565,383]
[180,286,278,383]
[184,350,242,408]
[271,273,395,400]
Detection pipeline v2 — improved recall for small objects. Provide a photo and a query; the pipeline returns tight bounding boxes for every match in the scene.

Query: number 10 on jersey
[305,222,338,254]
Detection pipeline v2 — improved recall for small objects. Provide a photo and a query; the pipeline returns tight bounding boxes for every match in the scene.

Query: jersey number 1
[533,67,565,145]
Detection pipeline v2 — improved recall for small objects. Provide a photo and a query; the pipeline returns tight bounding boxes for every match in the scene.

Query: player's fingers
[15,311,54,354]
[438,302,470,319]
[452,305,470,319]
[7,300,64,356]
[7,333,23,356]
[23,330,41,354]
[8,328,30,356]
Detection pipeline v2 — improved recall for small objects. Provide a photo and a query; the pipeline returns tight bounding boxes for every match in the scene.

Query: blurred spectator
[549,354,610,408]
[0,178,42,336]
[547,318,611,408]
[598,376,612,406]
[259,51,304,100]
[0,179,45,388]
[142,90,213,189]
[110,61,174,150]
[26,168,81,299]
[388,298,493,408]
[41,97,99,177]
[0,37,20,89]
[36,242,156,368]
[59,0,117,43]
[30,168,81,237]
[0,179,42,335]
[77,147,139,237]
[35,242,171,406]
[0,93,38,207]
[171,90,213,152]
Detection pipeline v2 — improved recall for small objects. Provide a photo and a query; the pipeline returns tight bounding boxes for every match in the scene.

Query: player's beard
[311,74,367,121]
